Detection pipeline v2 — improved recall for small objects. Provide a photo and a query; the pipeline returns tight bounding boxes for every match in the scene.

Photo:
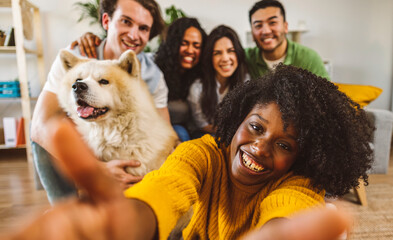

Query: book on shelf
[4,26,15,47]
[16,117,25,146]
[3,117,25,147]
[3,117,17,147]
[0,30,5,46]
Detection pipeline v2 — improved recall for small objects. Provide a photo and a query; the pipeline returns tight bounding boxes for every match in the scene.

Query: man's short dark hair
[249,0,286,23]
[100,0,165,40]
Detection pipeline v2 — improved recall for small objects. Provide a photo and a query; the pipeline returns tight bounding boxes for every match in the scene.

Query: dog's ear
[60,50,81,71]
[118,50,140,78]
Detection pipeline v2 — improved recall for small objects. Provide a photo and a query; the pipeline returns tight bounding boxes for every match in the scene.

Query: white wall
[1,0,392,109]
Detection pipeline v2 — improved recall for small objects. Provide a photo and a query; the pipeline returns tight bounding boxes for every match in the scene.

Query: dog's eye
[76,78,82,82]
[99,79,109,85]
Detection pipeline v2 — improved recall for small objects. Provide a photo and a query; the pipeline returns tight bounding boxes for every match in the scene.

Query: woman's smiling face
[229,103,298,186]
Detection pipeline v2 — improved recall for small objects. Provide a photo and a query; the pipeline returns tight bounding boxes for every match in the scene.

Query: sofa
[366,108,393,174]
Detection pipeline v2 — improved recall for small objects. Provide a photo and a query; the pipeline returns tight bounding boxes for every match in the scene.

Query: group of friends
[7,0,374,239]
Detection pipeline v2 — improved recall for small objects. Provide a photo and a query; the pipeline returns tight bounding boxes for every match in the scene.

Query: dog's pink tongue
[77,106,94,118]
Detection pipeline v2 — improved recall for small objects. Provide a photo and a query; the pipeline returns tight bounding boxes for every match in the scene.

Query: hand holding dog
[70,32,101,59]
[100,160,144,189]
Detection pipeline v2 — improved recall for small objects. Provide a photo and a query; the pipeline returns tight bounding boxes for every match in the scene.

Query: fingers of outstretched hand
[9,198,117,240]
[47,119,122,202]
[244,207,351,240]
[277,208,350,240]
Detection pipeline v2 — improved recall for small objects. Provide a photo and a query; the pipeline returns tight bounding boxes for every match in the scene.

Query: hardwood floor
[0,149,50,234]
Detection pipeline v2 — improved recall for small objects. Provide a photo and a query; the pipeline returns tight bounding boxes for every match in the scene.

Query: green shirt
[245,39,330,80]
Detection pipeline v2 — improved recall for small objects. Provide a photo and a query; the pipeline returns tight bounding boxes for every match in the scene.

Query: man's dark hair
[100,0,165,40]
[214,64,374,197]
[249,0,286,23]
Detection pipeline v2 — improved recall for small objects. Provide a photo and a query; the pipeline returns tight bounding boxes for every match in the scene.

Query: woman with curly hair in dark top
[155,17,207,140]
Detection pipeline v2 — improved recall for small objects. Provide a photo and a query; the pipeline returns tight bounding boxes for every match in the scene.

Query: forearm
[31,90,71,156]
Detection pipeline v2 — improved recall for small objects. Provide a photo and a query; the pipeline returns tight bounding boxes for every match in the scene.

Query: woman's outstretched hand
[242,206,350,240]
[3,119,156,240]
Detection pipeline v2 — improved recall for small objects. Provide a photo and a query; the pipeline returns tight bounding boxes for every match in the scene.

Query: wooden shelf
[0,144,26,149]
[0,0,12,8]
[0,46,16,53]
[0,0,37,9]
[0,46,41,55]
[0,97,38,102]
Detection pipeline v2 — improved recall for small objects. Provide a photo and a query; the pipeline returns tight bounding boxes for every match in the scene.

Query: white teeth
[123,41,136,47]
[242,153,265,172]
[221,65,231,70]
[184,56,193,62]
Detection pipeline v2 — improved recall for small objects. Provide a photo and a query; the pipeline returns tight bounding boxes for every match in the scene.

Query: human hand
[242,206,351,240]
[70,32,101,58]
[100,160,144,189]
[3,119,156,240]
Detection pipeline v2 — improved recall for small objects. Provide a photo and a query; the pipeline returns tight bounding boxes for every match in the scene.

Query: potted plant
[73,0,106,38]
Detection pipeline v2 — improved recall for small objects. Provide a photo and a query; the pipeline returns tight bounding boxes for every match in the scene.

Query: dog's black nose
[72,82,88,93]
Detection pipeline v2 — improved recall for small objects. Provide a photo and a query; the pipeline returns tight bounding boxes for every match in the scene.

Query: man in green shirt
[246,0,330,80]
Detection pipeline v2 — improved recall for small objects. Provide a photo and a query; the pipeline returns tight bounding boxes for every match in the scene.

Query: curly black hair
[214,64,374,196]
[155,17,207,101]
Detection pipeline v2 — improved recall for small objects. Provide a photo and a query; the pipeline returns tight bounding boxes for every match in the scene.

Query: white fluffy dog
[57,49,178,176]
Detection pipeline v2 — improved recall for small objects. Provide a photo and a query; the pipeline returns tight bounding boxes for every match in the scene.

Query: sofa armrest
[365,108,393,174]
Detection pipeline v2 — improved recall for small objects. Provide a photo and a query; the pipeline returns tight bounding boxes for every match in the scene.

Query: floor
[0,149,50,234]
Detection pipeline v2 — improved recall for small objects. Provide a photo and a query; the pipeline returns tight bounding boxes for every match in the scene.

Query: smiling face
[178,26,203,70]
[212,37,238,83]
[103,0,153,59]
[251,7,288,58]
[229,103,298,186]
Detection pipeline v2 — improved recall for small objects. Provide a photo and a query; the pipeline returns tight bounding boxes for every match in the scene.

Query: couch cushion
[334,83,382,107]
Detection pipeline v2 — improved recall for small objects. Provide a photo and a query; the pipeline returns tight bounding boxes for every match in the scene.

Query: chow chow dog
[57,49,179,176]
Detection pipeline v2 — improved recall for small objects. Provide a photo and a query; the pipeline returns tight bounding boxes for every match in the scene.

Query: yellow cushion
[334,83,382,107]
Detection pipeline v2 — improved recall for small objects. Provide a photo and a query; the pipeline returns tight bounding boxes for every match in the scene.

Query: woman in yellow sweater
[7,64,372,240]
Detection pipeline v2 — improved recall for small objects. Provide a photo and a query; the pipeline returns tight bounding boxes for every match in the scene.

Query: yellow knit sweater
[124,135,325,240]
